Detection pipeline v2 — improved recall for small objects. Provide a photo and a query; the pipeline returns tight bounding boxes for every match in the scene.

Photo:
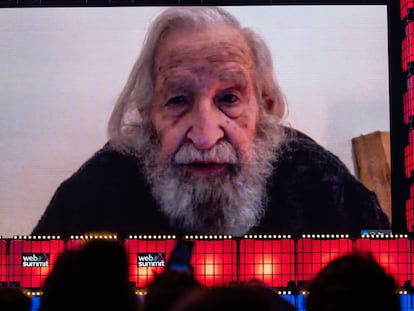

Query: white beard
[132,111,284,236]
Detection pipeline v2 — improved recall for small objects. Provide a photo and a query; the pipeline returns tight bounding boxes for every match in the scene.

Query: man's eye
[166,96,187,106]
[222,94,238,103]
[217,92,243,118]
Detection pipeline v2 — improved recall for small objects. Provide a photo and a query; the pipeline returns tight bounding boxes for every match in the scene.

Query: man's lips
[183,162,229,177]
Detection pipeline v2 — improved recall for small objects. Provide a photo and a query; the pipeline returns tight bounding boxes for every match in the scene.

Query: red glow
[239,239,295,288]
[8,240,65,288]
[124,239,175,288]
[192,240,237,287]
[66,239,89,251]
[403,89,414,125]
[297,238,353,283]
[401,0,414,20]
[406,185,414,232]
[0,237,411,290]
[354,238,411,287]
[0,240,6,283]
[405,143,414,178]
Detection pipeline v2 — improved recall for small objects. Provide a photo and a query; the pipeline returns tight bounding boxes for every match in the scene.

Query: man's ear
[263,96,284,118]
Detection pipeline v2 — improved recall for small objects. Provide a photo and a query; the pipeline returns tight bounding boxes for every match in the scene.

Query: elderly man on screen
[32,6,390,238]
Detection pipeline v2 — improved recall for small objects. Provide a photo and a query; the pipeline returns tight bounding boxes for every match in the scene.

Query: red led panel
[238,238,295,288]
[407,184,414,232]
[296,238,353,285]
[404,75,414,125]
[401,0,414,20]
[66,238,88,251]
[405,142,414,178]
[124,238,175,288]
[411,239,414,288]
[191,239,237,287]
[65,238,113,251]
[0,240,6,284]
[403,36,408,72]
[405,21,414,37]
[8,239,66,288]
[66,235,120,251]
[354,237,412,287]
[403,89,414,125]
[403,23,414,71]
[408,74,414,90]
[407,198,414,233]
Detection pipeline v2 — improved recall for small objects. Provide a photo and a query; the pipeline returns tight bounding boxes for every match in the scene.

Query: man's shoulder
[261,127,391,236]
[78,143,140,173]
[278,126,349,174]
[49,142,152,210]
[60,143,144,188]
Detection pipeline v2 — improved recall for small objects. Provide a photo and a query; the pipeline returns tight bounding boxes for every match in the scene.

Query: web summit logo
[137,253,165,267]
[21,253,49,267]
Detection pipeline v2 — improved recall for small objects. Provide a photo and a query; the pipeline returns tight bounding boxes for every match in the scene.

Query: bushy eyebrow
[160,77,199,98]
[159,69,249,98]
[162,76,193,89]
[218,71,248,88]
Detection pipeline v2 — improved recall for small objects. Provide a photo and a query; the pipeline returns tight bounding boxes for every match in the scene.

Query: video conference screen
[0,2,402,238]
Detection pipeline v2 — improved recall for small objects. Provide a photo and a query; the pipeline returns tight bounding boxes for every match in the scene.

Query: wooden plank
[352,131,391,221]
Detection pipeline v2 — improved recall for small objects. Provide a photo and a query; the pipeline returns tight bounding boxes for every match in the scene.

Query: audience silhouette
[306,252,401,311]
[39,239,139,311]
[39,249,80,311]
[37,242,406,311]
[0,286,31,311]
[141,268,202,311]
[169,282,297,311]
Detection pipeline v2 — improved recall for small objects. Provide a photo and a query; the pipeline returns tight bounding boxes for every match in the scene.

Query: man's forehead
[154,25,255,74]
[160,69,249,91]
[155,42,254,75]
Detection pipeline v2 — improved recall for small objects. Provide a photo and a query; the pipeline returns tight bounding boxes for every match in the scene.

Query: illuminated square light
[8,239,65,289]
[296,237,353,286]
[124,238,175,288]
[192,239,237,287]
[354,237,412,287]
[239,238,295,288]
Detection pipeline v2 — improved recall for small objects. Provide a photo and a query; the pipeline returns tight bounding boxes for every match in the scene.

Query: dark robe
[31,127,391,238]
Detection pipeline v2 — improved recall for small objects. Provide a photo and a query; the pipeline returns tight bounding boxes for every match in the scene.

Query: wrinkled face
[151,25,259,178]
[139,24,283,235]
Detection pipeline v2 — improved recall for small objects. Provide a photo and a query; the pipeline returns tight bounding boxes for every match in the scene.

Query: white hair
[107,6,287,154]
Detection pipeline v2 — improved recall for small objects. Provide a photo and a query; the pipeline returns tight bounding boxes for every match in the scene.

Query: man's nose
[186,101,225,150]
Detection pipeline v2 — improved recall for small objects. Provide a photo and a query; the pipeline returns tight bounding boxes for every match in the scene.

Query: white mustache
[173,141,238,164]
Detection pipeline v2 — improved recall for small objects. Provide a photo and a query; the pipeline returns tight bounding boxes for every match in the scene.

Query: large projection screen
[0,5,392,237]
